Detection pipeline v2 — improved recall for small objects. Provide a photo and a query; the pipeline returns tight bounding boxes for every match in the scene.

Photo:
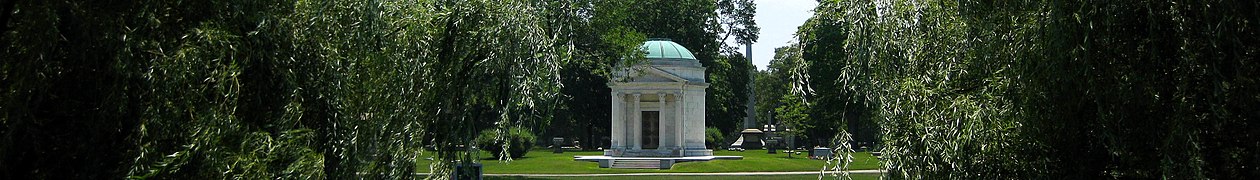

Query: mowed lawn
[485,174,882,180]
[417,149,881,174]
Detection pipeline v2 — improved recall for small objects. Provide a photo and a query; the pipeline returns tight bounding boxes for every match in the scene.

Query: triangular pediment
[628,66,688,83]
[644,67,688,82]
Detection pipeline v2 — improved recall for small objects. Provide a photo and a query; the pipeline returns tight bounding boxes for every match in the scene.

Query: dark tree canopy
[793,0,1259,179]
[0,0,601,179]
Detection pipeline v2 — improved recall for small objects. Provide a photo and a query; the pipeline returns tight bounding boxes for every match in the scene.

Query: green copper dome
[642,38,697,60]
[639,38,703,67]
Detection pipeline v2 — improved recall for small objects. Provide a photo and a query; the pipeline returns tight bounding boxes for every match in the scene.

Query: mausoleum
[576,38,740,169]
[605,38,710,157]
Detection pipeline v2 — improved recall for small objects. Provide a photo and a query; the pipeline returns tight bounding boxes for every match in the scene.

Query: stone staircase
[610,159,669,169]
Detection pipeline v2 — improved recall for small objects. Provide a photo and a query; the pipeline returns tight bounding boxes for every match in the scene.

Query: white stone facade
[605,60,711,157]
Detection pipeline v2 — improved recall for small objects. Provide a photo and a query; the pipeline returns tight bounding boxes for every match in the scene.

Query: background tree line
[775,0,1258,179]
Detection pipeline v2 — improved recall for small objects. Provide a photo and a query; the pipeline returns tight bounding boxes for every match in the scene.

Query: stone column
[657,92,665,151]
[632,93,641,150]
[610,93,623,149]
[674,91,684,154]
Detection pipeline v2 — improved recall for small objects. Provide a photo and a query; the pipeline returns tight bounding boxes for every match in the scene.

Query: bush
[475,127,536,158]
[705,127,724,149]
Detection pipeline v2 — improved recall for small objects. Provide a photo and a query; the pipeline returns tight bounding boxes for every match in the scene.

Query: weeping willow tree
[2,0,634,179]
[795,0,1258,179]
[404,0,571,177]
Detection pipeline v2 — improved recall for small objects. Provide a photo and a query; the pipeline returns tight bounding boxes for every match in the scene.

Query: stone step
[610,160,667,169]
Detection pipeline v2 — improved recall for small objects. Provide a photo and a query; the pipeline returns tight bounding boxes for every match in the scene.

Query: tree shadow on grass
[481,156,535,161]
[485,176,555,180]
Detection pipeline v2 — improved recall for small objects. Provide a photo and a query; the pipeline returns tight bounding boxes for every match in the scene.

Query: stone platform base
[730,129,764,149]
[574,155,743,169]
[603,149,713,157]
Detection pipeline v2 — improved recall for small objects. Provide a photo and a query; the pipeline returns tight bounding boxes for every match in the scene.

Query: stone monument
[728,43,766,150]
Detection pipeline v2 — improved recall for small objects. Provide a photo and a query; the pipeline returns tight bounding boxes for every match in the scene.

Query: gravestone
[453,162,482,180]
[812,147,832,159]
[552,137,565,153]
[766,139,778,154]
[734,129,764,149]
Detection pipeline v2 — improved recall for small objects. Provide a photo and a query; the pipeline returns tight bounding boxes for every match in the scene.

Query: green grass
[418,149,881,174]
[484,174,882,180]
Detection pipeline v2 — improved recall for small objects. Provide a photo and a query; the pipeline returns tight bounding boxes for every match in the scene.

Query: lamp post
[764,109,776,154]
[762,125,775,154]
[783,127,793,158]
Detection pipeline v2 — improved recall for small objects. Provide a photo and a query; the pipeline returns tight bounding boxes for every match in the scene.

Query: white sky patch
[724,0,818,71]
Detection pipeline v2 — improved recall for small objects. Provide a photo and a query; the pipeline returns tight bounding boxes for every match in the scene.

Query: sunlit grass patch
[417,149,881,174]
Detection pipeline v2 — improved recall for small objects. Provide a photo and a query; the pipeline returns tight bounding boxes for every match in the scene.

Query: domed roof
[640,38,702,67]
[642,38,697,60]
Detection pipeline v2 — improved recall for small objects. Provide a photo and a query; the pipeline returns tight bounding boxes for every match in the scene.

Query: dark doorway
[642,111,659,149]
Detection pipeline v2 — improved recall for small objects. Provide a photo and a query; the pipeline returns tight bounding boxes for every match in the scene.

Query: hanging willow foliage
[797,0,1258,179]
[2,0,600,179]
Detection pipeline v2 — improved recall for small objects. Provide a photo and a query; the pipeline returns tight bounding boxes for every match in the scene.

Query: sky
[727,0,818,71]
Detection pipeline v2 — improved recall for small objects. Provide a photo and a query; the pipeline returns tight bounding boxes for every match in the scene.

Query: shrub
[475,127,536,158]
[705,127,724,149]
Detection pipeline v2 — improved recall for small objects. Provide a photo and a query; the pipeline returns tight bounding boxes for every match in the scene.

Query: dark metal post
[552,137,565,154]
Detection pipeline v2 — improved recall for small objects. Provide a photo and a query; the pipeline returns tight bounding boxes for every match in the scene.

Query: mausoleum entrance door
[642,111,659,149]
